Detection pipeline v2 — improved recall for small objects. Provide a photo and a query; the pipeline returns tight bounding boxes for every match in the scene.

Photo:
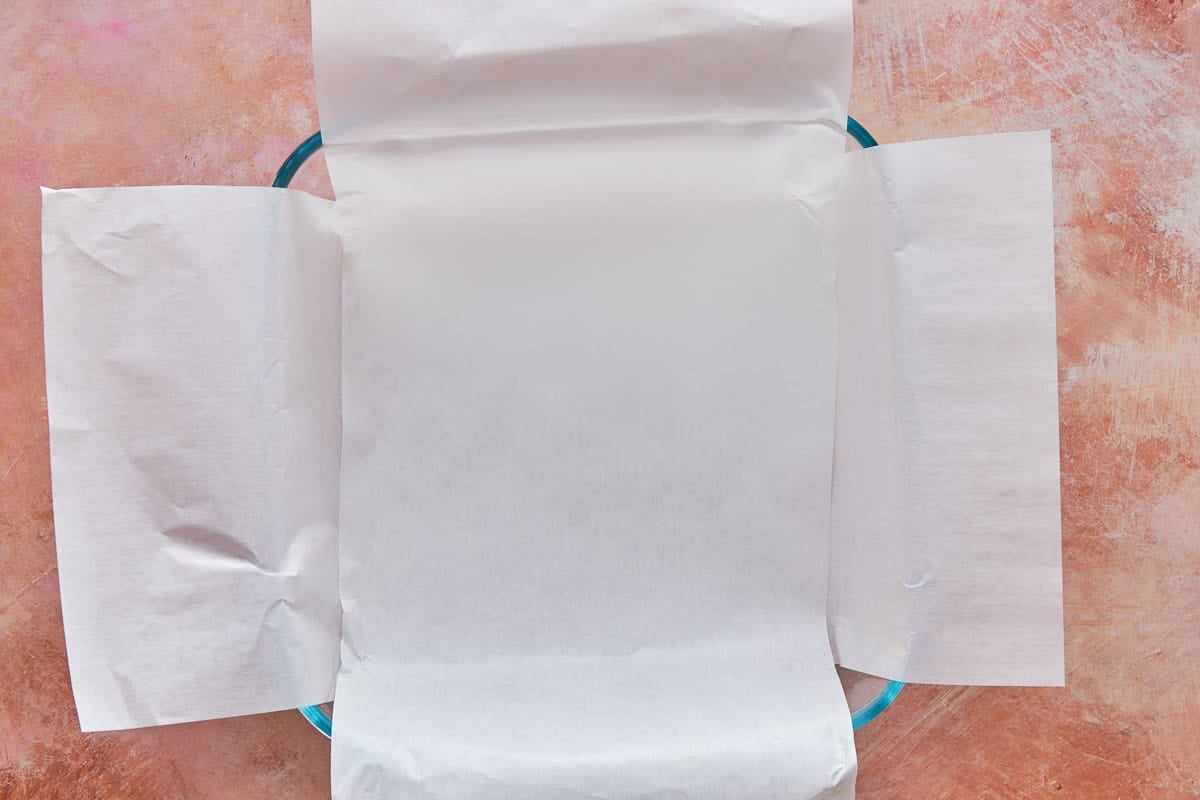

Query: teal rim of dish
[298,677,901,739]
[851,677,904,730]
[297,679,903,739]
[278,116,902,738]
[272,117,881,188]
[299,703,333,737]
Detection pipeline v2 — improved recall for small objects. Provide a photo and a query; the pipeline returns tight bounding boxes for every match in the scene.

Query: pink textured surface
[0,1,1197,797]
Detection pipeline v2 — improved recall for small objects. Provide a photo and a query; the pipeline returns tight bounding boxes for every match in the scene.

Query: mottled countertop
[2,1,1198,797]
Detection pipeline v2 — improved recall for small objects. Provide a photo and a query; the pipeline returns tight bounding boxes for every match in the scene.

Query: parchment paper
[42,186,343,730]
[313,1,859,797]
[829,132,1064,686]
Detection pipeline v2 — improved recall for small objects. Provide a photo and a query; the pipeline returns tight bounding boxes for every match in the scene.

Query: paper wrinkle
[828,132,1065,687]
[162,524,271,572]
[42,186,343,731]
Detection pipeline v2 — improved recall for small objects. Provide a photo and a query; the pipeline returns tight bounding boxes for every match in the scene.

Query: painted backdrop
[2,1,1197,796]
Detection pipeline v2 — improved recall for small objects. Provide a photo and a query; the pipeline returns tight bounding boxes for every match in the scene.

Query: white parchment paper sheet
[314,1,858,797]
[829,132,1064,686]
[42,186,343,730]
